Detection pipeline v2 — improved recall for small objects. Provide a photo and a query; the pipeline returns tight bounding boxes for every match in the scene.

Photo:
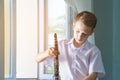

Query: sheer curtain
[64,0,95,44]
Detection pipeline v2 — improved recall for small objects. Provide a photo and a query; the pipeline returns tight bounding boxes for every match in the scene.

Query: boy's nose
[78,33,82,37]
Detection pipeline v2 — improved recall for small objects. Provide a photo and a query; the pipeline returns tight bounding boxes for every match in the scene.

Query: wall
[93,0,113,80]
[112,0,120,79]
[94,0,120,80]
[0,0,4,79]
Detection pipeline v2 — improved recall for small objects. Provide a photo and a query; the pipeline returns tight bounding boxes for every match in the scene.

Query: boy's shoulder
[86,41,100,52]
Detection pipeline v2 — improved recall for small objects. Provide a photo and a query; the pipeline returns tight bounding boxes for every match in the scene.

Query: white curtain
[64,0,78,13]
[64,0,93,12]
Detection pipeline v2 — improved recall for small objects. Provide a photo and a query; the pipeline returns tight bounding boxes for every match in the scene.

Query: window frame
[4,0,16,80]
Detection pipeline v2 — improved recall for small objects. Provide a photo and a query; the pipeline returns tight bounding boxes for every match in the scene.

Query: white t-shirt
[45,39,105,80]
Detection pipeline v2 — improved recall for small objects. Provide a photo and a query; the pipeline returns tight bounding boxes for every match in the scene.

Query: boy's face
[73,21,94,44]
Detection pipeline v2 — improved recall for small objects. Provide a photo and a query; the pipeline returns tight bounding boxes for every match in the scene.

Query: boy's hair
[73,11,97,29]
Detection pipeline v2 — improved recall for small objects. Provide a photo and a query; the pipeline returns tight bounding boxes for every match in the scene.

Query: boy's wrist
[46,49,51,57]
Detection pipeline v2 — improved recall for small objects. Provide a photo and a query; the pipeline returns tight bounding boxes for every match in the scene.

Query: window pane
[45,0,66,74]
[48,0,66,46]
[16,0,37,78]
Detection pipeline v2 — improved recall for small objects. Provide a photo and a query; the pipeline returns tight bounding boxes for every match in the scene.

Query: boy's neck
[73,38,84,48]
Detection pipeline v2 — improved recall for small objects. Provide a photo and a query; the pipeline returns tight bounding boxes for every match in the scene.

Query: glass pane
[44,65,54,74]
[48,0,66,46]
[4,0,11,77]
[16,0,37,78]
[45,0,66,74]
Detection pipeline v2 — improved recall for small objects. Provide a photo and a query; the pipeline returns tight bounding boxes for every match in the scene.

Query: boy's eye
[83,34,86,36]
[82,33,88,37]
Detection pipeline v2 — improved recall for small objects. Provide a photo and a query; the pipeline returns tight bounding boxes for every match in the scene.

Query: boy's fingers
[48,48,54,56]
[49,47,59,57]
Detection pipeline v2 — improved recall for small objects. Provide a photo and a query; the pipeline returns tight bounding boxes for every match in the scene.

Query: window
[4,0,70,80]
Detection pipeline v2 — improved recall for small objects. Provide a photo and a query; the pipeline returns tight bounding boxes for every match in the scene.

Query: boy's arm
[35,50,50,62]
[83,72,97,80]
[36,47,58,62]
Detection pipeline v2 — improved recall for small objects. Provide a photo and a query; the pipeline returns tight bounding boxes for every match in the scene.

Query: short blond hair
[74,11,97,29]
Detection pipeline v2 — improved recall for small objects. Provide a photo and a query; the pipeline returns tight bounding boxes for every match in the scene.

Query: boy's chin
[77,39,86,43]
[74,38,85,43]
[76,40,83,43]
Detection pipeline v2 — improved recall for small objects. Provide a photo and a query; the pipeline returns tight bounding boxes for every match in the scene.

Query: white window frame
[4,0,16,80]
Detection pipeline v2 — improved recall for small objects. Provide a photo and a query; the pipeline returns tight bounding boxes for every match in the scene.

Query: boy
[36,11,105,80]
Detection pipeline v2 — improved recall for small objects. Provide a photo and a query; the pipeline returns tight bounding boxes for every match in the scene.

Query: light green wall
[0,0,4,79]
[112,0,120,80]
[94,0,120,80]
[74,0,92,12]
[94,0,113,80]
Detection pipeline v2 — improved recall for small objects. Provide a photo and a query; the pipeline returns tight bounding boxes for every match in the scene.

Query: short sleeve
[89,47,105,78]
[44,57,54,67]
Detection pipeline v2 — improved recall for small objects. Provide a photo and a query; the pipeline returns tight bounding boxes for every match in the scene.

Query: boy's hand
[48,47,59,57]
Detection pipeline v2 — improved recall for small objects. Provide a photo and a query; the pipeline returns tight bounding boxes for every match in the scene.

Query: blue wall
[112,0,120,80]
[94,0,120,80]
